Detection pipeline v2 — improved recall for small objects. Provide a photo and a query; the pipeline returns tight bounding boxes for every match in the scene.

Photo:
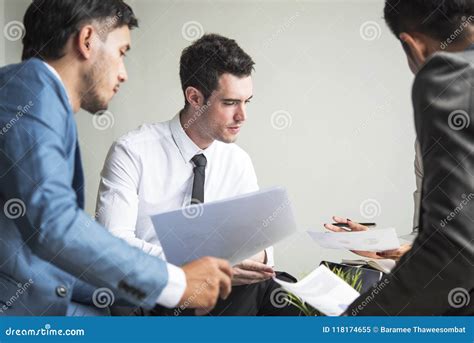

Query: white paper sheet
[273,265,360,316]
[151,187,298,266]
[307,228,400,252]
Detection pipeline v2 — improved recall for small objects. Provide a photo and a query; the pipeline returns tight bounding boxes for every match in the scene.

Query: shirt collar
[169,112,215,164]
[42,61,71,103]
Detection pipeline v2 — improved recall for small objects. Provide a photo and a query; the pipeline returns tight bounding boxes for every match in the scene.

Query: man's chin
[218,135,238,144]
[82,102,109,115]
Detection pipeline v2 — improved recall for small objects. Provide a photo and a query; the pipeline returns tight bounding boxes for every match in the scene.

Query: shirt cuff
[155,263,187,308]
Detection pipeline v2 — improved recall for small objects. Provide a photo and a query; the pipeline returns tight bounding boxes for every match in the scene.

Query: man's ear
[76,25,95,60]
[399,32,429,72]
[185,86,205,109]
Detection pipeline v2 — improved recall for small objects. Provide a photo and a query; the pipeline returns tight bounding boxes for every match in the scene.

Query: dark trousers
[111,272,301,316]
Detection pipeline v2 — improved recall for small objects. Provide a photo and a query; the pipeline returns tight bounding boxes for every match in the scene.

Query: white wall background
[1,0,416,278]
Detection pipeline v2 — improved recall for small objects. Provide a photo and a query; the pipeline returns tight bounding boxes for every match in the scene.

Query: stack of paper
[273,265,360,316]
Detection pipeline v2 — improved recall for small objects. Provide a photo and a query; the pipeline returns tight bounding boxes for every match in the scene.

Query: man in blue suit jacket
[0,0,232,316]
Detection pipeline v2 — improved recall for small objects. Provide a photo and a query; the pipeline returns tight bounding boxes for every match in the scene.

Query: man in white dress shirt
[96,34,300,316]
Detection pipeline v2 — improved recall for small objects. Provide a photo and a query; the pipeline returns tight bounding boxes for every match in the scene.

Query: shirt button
[56,286,68,298]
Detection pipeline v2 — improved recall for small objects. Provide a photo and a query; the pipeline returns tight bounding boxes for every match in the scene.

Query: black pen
[331,222,376,227]
[330,222,377,230]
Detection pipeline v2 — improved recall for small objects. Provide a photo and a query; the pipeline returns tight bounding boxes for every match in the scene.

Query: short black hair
[179,33,255,105]
[22,0,138,61]
[384,0,474,41]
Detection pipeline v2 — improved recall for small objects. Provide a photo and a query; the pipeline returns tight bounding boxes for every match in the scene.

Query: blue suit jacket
[0,58,170,315]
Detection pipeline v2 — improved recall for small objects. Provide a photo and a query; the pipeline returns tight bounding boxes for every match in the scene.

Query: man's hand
[179,256,233,315]
[324,216,412,261]
[232,251,275,286]
[376,243,412,261]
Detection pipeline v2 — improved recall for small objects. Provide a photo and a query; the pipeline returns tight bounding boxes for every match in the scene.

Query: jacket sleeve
[348,52,474,315]
[0,97,173,310]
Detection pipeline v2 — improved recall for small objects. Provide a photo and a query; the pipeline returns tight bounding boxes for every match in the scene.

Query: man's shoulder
[0,58,60,90]
[0,58,43,75]
[412,49,474,111]
[0,58,69,109]
[214,141,252,162]
[115,120,172,148]
[0,59,71,132]
[414,50,474,89]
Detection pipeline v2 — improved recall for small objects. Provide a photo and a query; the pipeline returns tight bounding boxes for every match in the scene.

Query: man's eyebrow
[221,95,253,102]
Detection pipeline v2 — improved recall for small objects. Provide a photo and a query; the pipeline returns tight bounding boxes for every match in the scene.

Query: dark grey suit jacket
[348,48,474,315]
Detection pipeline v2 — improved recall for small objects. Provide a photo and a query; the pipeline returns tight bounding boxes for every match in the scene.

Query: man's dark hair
[179,33,255,106]
[384,0,474,41]
[22,0,138,61]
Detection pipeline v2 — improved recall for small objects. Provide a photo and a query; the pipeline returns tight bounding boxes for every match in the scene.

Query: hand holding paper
[324,216,409,260]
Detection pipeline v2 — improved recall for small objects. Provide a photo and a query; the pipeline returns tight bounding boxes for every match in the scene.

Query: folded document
[151,187,298,266]
[307,228,400,252]
[273,265,360,316]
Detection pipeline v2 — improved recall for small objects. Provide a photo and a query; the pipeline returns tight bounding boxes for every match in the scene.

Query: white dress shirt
[413,139,423,232]
[96,113,274,307]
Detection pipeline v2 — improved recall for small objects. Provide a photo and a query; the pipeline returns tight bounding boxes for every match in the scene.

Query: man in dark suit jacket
[348,0,474,315]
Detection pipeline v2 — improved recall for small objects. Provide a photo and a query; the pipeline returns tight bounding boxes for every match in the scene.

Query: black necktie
[191,154,207,204]
[72,140,85,210]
